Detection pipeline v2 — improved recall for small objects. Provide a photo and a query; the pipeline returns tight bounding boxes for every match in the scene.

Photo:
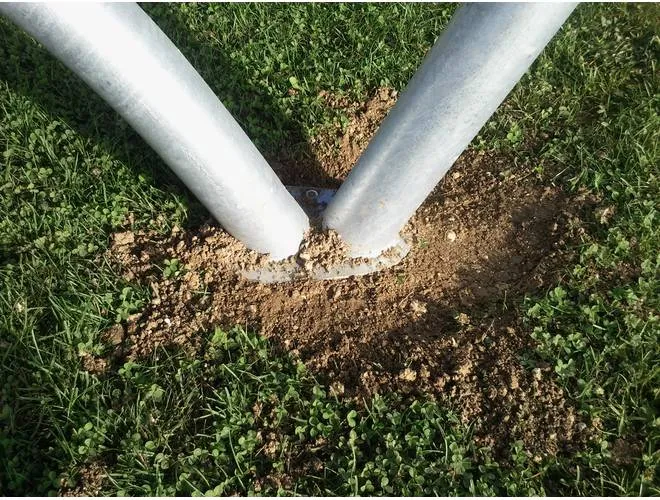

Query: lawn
[1,2,658,496]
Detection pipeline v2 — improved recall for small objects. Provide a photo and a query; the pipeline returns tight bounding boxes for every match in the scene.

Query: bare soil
[297,228,351,271]
[100,89,597,456]
[60,462,107,497]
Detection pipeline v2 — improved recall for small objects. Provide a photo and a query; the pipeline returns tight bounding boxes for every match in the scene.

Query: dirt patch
[267,87,397,187]
[104,89,595,456]
[610,438,644,466]
[80,353,109,375]
[80,324,126,375]
[297,229,350,271]
[313,87,398,181]
[60,462,107,496]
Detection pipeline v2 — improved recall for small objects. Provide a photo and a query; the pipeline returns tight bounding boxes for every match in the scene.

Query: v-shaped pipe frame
[0,2,577,271]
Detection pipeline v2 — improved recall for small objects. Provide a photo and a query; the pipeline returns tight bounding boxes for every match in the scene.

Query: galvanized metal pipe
[323,3,577,258]
[0,2,309,259]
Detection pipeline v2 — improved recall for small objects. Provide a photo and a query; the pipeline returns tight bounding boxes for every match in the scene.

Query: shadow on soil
[297,183,598,457]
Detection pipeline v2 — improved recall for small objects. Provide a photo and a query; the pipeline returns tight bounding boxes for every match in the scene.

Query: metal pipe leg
[323,3,577,258]
[0,2,309,259]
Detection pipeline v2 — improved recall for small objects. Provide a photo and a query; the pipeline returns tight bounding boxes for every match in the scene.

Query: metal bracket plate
[285,185,337,219]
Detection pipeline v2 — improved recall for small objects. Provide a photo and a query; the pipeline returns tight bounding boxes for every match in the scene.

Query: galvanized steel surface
[0,2,309,259]
[323,3,577,257]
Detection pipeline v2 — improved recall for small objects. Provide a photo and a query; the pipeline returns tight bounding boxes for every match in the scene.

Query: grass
[1,2,658,496]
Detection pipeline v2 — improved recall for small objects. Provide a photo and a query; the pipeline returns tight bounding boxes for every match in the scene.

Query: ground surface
[1,3,658,496]
[106,96,588,458]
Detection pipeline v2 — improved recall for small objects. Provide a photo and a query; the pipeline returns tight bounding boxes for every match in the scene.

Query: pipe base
[242,237,410,284]
[242,185,410,283]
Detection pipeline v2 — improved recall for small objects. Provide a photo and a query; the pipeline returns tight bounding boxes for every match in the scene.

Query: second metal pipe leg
[323,3,577,258]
